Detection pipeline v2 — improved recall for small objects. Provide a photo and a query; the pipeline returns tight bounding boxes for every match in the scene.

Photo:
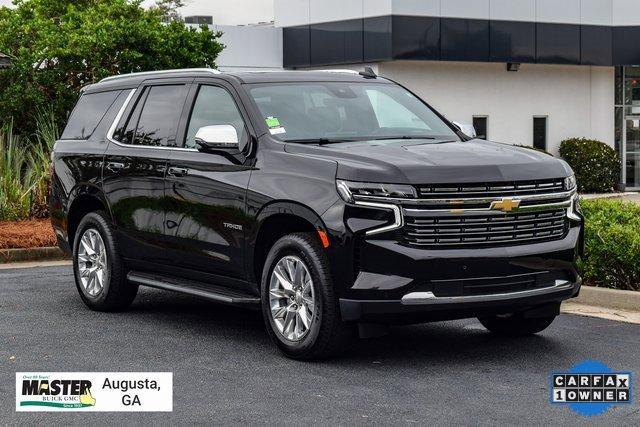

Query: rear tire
[478,312,556,336]
[261,232,354,360]
[72,211,138,311]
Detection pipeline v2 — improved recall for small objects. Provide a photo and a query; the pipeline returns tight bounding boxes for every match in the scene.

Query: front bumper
[336,222,582,323]
[340,276,580,323]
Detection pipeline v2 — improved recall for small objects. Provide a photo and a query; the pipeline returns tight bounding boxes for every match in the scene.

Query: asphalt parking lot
[1,264,639,425]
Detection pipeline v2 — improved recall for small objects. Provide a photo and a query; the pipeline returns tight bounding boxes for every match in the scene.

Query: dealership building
[206,0,640,189]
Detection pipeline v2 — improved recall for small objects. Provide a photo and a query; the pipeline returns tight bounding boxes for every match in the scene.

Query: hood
[284,138,572,184]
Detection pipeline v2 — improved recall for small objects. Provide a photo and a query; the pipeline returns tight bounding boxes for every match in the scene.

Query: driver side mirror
[195,125,239,152]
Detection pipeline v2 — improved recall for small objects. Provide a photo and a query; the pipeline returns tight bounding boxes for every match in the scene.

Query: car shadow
[124,288,566,366]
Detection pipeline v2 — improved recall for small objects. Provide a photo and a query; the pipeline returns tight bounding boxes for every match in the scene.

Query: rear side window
[130,85,189,146]
[61,91,120,140]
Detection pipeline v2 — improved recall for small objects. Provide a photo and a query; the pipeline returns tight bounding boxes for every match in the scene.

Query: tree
[0,0,223,134]
[153,0,186,22]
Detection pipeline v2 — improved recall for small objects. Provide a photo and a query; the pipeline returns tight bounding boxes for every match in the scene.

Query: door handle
[167,167,188,177]
[106,162,124,172]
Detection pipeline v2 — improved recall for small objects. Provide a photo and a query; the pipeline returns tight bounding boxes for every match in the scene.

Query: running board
[127,271,260,306]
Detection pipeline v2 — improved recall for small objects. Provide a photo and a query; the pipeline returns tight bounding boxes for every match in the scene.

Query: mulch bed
[0,218,57,249]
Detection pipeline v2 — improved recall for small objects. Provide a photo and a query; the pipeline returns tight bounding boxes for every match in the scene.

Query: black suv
[51,68,583,359]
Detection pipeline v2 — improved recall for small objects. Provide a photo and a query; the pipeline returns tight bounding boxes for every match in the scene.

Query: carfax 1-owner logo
[550,360,632,416]
[16,372,172,412]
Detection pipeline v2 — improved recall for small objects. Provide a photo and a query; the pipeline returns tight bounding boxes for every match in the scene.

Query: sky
[0,0,275,25]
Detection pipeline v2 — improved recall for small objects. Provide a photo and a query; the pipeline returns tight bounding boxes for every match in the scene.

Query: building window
[533,116,547,151]
[472,116,487,139]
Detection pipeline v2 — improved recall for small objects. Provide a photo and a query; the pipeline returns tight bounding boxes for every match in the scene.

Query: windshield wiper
[284,138,359,145]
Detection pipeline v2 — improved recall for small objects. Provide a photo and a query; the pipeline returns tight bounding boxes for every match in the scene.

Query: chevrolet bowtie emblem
[490,197,521,212]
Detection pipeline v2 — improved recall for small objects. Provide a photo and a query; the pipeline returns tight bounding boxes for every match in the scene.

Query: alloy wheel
[77,228,109,297]
[268,255,316,341]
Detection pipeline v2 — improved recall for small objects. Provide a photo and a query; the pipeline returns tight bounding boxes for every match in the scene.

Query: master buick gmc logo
[490,197,521,212]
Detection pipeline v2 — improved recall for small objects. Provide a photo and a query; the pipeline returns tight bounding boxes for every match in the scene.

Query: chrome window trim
[354,201,403,236]
[400,280,573,305]
[106,88,198,152]
[352,189,577,206]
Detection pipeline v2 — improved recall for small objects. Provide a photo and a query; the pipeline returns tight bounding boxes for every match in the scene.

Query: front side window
[185,85,247,149]
[61,90,121,140]
[248,82,458,142]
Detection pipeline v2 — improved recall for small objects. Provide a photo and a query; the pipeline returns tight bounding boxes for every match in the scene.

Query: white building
[201,0,640,189]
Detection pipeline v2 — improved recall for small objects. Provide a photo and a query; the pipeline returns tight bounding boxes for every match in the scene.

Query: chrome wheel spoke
[298,305,311,329]
[283,307,296,336]
[273,266,294,293]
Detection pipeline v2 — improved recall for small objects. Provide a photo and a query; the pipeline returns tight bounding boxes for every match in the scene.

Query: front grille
[417,178,564,199]
[403,209,568,247]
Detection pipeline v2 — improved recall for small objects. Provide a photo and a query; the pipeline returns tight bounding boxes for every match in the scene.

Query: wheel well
[253,214,317,286]
[67,195,108,247]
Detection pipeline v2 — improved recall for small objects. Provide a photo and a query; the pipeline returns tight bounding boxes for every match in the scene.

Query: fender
[67,183,112,221]
[245,200,329,285]
[254,200,328,235]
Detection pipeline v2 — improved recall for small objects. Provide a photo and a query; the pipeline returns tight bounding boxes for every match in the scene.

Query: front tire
[72,211,138,311]
[478,312,557,336]
[261,232,353,360]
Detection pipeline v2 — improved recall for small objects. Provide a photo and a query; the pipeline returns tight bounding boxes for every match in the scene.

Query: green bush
[580,199,640,291]
[559,138,621,193]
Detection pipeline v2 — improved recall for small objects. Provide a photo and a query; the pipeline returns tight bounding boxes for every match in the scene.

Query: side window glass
[185,85,248,149]
[133,85,188,147]
[61,90,121,140]
[114,87,148,145]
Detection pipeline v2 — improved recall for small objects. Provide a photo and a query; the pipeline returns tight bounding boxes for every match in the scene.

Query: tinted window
[61,91,120,140]
[185,85,247,149]
[114,87,148,145]
[129,85,188,147]
[473,116,487,139]
[533,117,547,150]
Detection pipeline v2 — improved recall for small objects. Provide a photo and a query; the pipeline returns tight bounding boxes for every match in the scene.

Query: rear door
[103,78,191,265]
[162,79,254,290]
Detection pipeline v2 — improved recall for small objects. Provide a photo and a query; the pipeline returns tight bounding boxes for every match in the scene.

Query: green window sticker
[265,116,280,128]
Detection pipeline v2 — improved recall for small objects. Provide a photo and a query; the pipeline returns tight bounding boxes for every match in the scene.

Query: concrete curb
[579,191,638,200]
[574,285,640,312]
[0,247,69,264]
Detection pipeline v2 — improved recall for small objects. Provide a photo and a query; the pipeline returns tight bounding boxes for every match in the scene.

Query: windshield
[248,82,459,142]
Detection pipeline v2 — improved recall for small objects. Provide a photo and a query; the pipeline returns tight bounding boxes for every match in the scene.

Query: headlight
[564,174,577,191]
[336,180,417,203]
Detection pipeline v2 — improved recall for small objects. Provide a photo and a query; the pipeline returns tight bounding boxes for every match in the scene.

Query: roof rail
[316,69,360,75]
[100,68,221,83]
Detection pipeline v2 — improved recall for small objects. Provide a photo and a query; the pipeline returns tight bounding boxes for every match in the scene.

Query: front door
[163,81,254,291]
[624,116,640,188]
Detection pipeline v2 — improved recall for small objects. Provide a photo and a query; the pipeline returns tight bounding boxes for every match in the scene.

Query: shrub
[559,138,620,193]
[0,122,32,220]
[28,109,59,218]
[580,199,640,291]
[0,113,57,221]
